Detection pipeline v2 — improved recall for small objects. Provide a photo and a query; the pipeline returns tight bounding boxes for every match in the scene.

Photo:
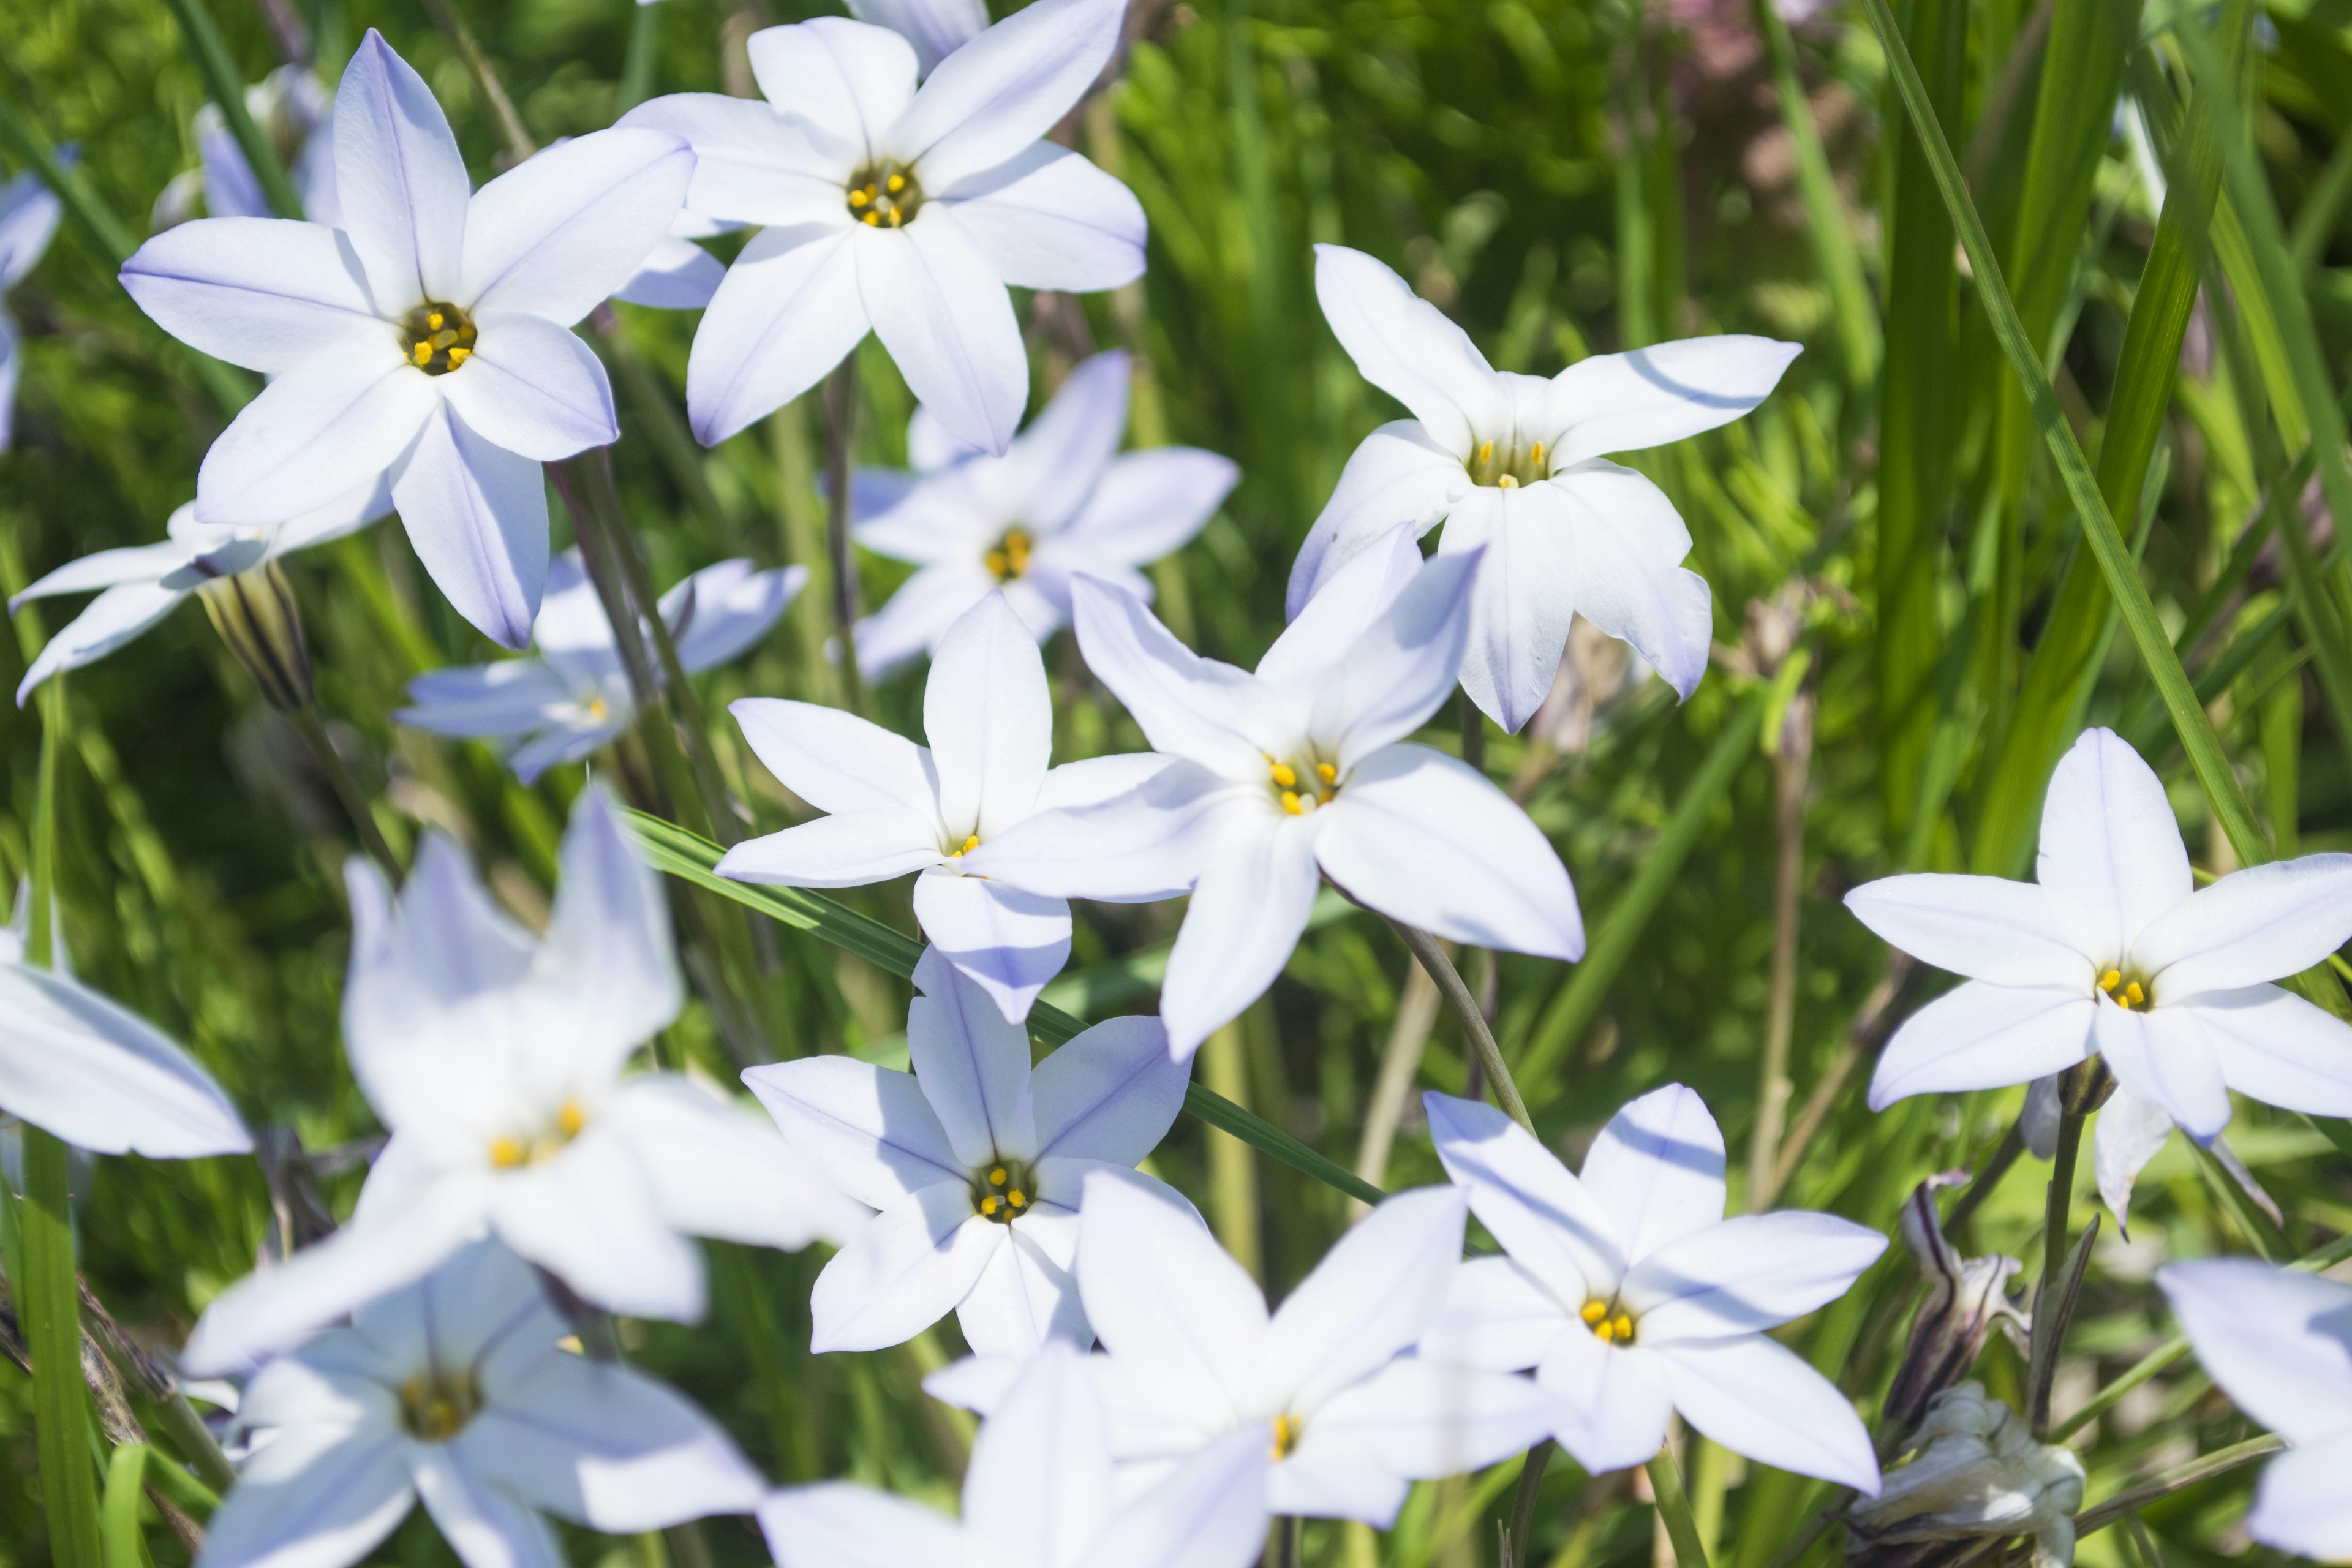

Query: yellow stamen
[1476,439,1494,467]
[887,173,905,192]
[1272,1412,1302,1460]
[863,211,881,226]
[960,834,980,854]
[1593,1317,1616,1342]
[849,188,870,206]
[1498,474,1518,488]
[489,1136,526,1169]
[1269,761,1297,788]
[1281,790,1303,815]
[2124,981,2145,1008]
[1316,763,1337,785]
[989,1166,1008,1186]
[1613,1312,1635,1341]
[412,341,433,366]
[444,345,470,369]
[1531,440,1546,466]
[2100,968,2123,993]
[1008,1189,1027,1208]
[557,1099,586,1137]
[980,1194,999,1216]
[427,311,445,330]
[1581,1299,1608,1324]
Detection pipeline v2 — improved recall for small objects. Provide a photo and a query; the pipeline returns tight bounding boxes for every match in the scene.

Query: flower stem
[417,0,535,160]
[1389,919,1533,1133]
[821,357,867,716]
[291,703,401,881]
[1507,1439,1555,1567]
[2041,1107,2084,1303]
[158,0,304,218]
[1646,1446,1711,1568]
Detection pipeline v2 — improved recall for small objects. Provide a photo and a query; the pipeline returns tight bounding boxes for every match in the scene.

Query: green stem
[292,703,401,880]
[2041,1109,2083,1303]
[1647,1447,1711,1568]
[1388,919,1532,1133]
[418,0,535,159]
[158,0,305,219]
[821,358,867,716]
[617,0,662,114]
[1508,1439,1556,1568]
[100,1444,146,1568]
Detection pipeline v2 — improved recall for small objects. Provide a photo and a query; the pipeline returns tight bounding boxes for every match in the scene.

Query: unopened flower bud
[197,560,314,713]
[1883,1174,2027,1436]
[1845,1383,2084,1568]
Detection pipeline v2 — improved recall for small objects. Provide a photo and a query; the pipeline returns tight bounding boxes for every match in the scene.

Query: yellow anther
[557,1099,586,1138]
[850,187,870,205]
[1531,441,1546,466]
[1593,1317,1615,1342]
[444,345,470,370]
[412,341,433,366]
[1613,1312,1635,1341]
[863,211,881,226]
[980,1194,1000,1216]
[1498,474,1518,488]
[1581,1299,1608,1325]
[2124,981,2145,1008]
[586,696,609,722]
[887,173,905,192]
[1269,761,1297,788]
[1281,790,1303,815]
[2100,968,2123,993]
[1476,440,1494,467]
[1008,1189,1027,1208]
[556,1335,584,1354]
[989,1166,1008,1186]
[427,311,445,330]
[961,834,981,854]
[984,550,1008,575]
[1316,763,1337,785]
[1272,1412,1302,1460]
[489,1136,526,1169]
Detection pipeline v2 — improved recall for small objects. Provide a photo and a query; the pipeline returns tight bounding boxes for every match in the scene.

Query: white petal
[984,349,1130,532]
[119,217,383,374]
[1159,810,1321,1060]
[1060,447,1238,567]
[1842,874,2093,987]
[1295,1358,1556,1487]
[1621,1212,1886,1342]
[0,168,63,287]
[1438,486,1575,734]
[1077,1166,1267,1422]
[2132,853,2352,998]
[854,564,996,678]
[437,313,616,460]
[908,944,1038,1165]
[333,32,472,307]
[1532,336,1800,466]
[927,592,1052,838]
[861,211,1025,455]
[490,1129,707,1321]
[1533,1330,1673,1474]
[198,1429,414,1568]
[1065,575,1273,771]
[1263,1442,1407,1529]
[1418,1255,1574,1371]
[620,94,852,228]
[0,965,249,1156]
[605,1075,862,1250]
[728,695,938,816]
[810,1183,998,1351]
[1032,752,1175,812]
[892,0,1123,191]
[461,129,695,325]
[1866,982,2097,1109]
[1283,421,1463,618]
[2035,727,2192,956]
[1580,1084,1725,1265]
[390,404,551,650]
[13,533,199,605]
[196,349,436,526]
[1261,1186,1468,1414]
[750,18,919,166]
[1088,1426,1272,1568]
[1311,244,1504,456]
[1529,463,1714,703]
[2092,1087,2174,1232]
[960,760,1230,903]
[2095,1000,2231,1140]
[1654,1334,1880,1493]
[939,141,1144,292]
[1314,744,1582,959]
[665,559,805,671]
[1030,1012,1187,1164]
[718,809,943,887]
[741,1053,963,1208]
[956,1226,1089,1356]
[687,224,870,447]
[15,582,188,705]
[760,1484,969,1568]
[847,0,989,73]
[1306,552,1478,769]
[2192,983,2352,1118]
[914,871,1071,1023]
[960,1340,1114,1556]
[409,1447,566,1568]
[614,234,725,310]
[1423,1091,1621,1307]
[2157,1259,2352,1444]
[2250,1432,2352,1562]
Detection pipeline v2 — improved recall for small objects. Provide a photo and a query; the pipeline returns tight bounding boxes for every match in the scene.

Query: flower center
[489,1099,587,1170]
[943,832,981,864]
[974,1159,1033,1224]
[846,162,922,228]
[1467,437,1547,489]
[983,527,1035,581]
[400,301,477,375]
[2097,968,2152,1012]
[1272,1412,1303,1460]
[399,1369,481,1443]
[1267,755,1339,816]
[1581,1295,1637,1346]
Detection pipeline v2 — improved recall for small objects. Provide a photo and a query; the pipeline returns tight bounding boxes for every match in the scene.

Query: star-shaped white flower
[120,31,695,647]
[183,786,861,1374]
[399,549,804,784]
[2159,1258,2352,1562]
[0,884,249,1159]
[621,0,1144,454]
[0,160,64,451]
[722,591,1169,1022]
[1419,1085,1887,1492]
[10,485,388,705]
[744,946,1191,1357]
[964,525,1583,1058]
[1295,244,1800,731]
[763,1339,1269,1568]
[850,350,1237,679]
[200,1241,766,1568]
[1844,727,2352,1205]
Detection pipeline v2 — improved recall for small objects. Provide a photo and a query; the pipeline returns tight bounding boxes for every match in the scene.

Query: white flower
[742,946,1191,1357]
[10,485,388,705]
[399,549,804,784]
[1844,727,2352,1203]
[199,1240,766,1568]
[2159,1257,2352,1562]
[119,31,695,647]
[1419,1086,1887,1492]
[1294,244,1800,731]
[963,526,1583,1058]
[850,350,1238,680]
[1845,1383,2084,1568]
[762,1339,1268,1568]
[154,65,340,227]
[0,884,249,1159]
[721,591,1170,1022]
[620,0,1144,454]
[0,161,64,451]
[845,0,990,75]
[182,787,861,1374]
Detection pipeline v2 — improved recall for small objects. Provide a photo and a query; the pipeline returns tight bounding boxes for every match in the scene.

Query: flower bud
[1883,1174,2027,1436]
[1845,1383,2084,1568]
[197,560,314,713]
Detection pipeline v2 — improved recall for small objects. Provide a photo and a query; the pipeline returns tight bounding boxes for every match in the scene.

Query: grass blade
[158,0,304,219]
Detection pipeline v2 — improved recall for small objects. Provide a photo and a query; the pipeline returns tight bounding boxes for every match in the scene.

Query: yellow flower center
[489,1099,589,1169]
[1272,1411,1303,1460]
[400,301,477,375]
[1268,755,1340,816]
[1581,1295,1638,1346]
[1467,437,1547,489]
[983,527,1035,581]
[974,1159,1033,1224]
[399,1369,480,1442]
[846,162,922,228]
[2097,968,2152,1012]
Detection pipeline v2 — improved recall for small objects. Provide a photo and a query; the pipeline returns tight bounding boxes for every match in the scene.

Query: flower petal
[742,1053,963,1208]
[492,1129,706,1321]
[1311,244,1506,456]
[390,404,551,650]
[1418,1255,1573,1372]
[2092,1087,2174,1232]
[892,0,1124,191]
[687,224,870,447]
[956,1225,1089,1357]
[981,349,1130,532]
[1029,1012,1187,1165]
[960,1340,1114,1554]
[2132,854,2352,999]
[119,217,383,374]
[959,758,1231,904]
[717,809,943,888]
[409,1446,567,1568]
[1060,447,1238,568]
[197,349,436,527]
[1842,874,2093,988]
[1262,1443,1406,1530]
[2192,983,2352,1118]
[1295,1358,1557,1491]
[1088,1427,1272,1568]
[605,1075,862,1250]
[1159,810,1321,1060]
[2095,1000,2231,1140]
[1308,552,1479,770]
[750,18,919,167]
[1438,485,1578,733]
[1531,336,1800,467]
[853,563,997,678]
[938,142,1144,292]
[2249,1431,2352,1563]
[1534,1331,1673,1474]
[1866,982,2097,1108]
[913,872,1071,1023]
[333,32,472,308]
[1067,573,1269,775]
[620,94,852,227]
[198,1428,415,1568]
[847,0,990,74]
[664,559,805,672]
[614,233,726,310]
[908,943,1038,1166]
[14,582,188,706]
[1654,1333,1880,1493]
[760,1484,968,1568]
[1423,1091,1622,1305]
[1622,1212,1887,1343]
[1076,1166,1267,1423]
[1530,462,1714,703]
[2035,727,2192,956]
[728,695,940,816]
[1284,421,1463,617]
[1261,1186,1468,1414]
[2156,1258,2352,1445]
[861,210,1025,455]
[810,1182,998,1352]
[1580,1084,1726,1265]
[1032,752,1174,812]
[461,128,695,325]
[439,312,616,461]
[927,591,1052,839]
[0,965,250,1156]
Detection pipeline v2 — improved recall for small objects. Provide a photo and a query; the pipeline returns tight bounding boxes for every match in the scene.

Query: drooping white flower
[742,946,1191,1357]
[0,161,64,451]
[1844,727,2352,1217]
[763,1339,1269,1568]
[2160,1259,2352,1561]
[0,884,249,1159]
[1419,1086,1887,1492]
[963,526,1583,1058]
[183,787,861,1374]
[153,65,340,228]
[399,549,804,784]
[722,591,1169,1022]
[1294,245,1800,731]
[846,0,990,76]
[850,350,1237,679]
[620,0,1144,454]
[10,484,388,705]
[198,1240,767,1568]
[1844,1383,2084,1568]
[119,31,695,647]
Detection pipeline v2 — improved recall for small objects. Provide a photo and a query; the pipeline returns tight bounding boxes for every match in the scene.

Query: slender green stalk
[159,0,305,219]
[418,0,534,159]
[2073,1435,2283,1536]
[2040,1109,2082,1309]
[1647,1447,1711,1568]
[617,0,662,113]
[1752,0,1875,386]
[1389,919,1532,1133]
[291,704,401,880]
[1509,1441,1556,1568]
[100,1444,147,1568]
[821,358,867,717]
